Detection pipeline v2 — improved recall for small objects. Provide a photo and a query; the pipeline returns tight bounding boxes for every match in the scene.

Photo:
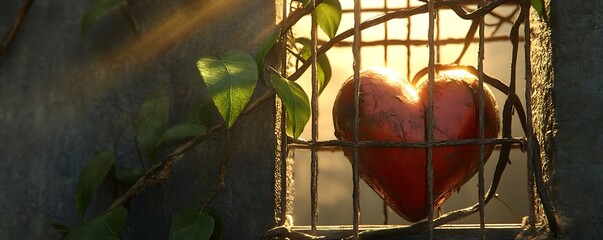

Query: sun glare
[441,69,477,80]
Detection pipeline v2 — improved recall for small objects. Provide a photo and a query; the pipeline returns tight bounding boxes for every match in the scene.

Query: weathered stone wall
[0,0,277,239]
[530,0,603,238]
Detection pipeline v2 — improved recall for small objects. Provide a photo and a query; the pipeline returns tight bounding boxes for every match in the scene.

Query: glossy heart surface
[332,67,500,222]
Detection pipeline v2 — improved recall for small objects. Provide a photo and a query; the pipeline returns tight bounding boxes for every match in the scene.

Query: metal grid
[267,0,556,239]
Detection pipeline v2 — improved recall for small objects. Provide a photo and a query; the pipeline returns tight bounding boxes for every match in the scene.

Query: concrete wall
[530,0,603,238]
[0,0,278,239]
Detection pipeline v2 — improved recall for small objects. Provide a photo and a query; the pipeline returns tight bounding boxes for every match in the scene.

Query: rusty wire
[381,0,390,226]
[426,0,436,238]
[310,0,320,234]
[352,0,362,238]
[477,0,487,238]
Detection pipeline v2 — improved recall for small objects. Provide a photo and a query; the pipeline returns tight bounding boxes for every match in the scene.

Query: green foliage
[206,209,223,240]
[197,51,258,129]
[50,221,70,238]
[135,82,170,162]
[270,74,310,139]
[158,123,208,146]
[312,0,342,39]
[64,207,128,240]
[256,29,281,85]
[69,2,351,238]
[81,0,125,36]
[76,150,116,219]
[186,99,215,127]
[115,166,144,185]
[296,38,332,94]
[169,208,215,240]
[530,0,548,23]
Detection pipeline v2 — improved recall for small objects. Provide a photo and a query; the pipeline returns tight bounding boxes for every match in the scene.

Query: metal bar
[317,36,525,47]
[384,0,389,68]
[406,0,412,81]
[382,0,389,226]
[477,0,487,238]
[340,2,518,13]
[432,15,448,221]
[310,0,319,234]
[523,6,537,230]
[288,137,526,148]
[436,8,441,63]
[290,223,524,238]
[427,0,436,238]
[352,0,362,238]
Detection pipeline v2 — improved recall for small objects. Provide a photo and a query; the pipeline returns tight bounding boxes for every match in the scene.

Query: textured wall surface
[531,0,603,238]
[0,0,277,239]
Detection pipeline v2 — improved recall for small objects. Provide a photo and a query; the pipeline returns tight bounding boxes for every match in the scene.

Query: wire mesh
[265,0,555,239]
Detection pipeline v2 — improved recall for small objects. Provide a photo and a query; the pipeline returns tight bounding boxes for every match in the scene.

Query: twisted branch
[0,0,35,54]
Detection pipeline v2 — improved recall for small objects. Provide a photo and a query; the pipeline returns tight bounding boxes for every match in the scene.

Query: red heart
[332,67,500,222]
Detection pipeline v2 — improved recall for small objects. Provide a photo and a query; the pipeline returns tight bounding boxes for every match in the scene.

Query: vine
[44,0,552,239]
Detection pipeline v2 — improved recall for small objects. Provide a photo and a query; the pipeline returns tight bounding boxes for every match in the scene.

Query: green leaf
[135,82,170,162]
[158,123,208,146]
[50,221,70,238]
[76,150,116,219]
[115,166,144,185]
[296,38,332,94]
[206,209,223,240]
[197,50,258,129]
[256,29,281,85]
[530,0,547,23]
[270,74,310,139]
[64,207,128,240]
[186,99,215,127]
[169,208,215,240]
[312,0,342,39]
[81,0,125,36]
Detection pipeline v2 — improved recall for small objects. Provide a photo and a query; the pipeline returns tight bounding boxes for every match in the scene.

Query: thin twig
[109,88,275,209]
[0,0,35,54]
[110,124,223,209]
[201,131,232,210]
[494,193,520,222]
